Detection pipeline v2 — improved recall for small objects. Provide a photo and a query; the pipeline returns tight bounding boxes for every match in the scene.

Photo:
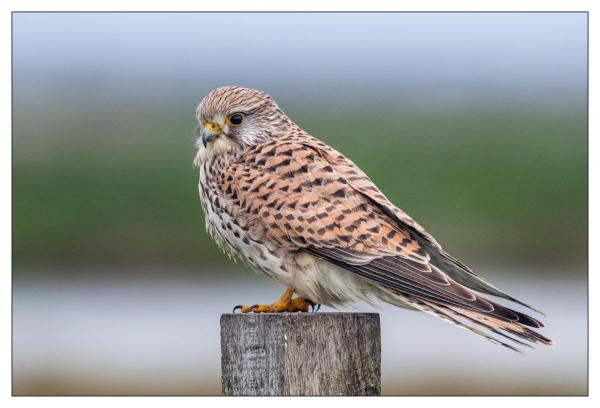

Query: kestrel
[194,86,552,351]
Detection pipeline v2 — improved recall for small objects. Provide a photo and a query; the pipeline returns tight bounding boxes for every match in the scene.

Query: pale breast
[198,162,288,283]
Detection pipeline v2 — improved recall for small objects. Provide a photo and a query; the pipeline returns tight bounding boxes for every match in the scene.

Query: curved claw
[232,305,242,313]
[307,300,321,312]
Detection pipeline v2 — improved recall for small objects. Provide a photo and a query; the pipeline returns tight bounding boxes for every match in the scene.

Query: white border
[1,1,594,407]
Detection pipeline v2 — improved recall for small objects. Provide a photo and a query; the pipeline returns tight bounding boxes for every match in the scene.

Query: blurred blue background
[12,13,587,395]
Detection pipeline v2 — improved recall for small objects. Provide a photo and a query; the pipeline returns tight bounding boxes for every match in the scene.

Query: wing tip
[505,294,547,317]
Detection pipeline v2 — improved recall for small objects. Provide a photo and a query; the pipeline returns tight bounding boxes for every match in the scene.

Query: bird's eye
[228,113,244,126]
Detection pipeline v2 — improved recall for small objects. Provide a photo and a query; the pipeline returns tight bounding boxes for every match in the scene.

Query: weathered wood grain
[220,312,380,396]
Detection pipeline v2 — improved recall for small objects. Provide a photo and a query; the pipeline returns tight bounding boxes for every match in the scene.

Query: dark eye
[228,113,244,126]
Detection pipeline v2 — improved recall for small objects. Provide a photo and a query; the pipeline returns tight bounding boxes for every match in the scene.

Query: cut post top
[220,312,381,396]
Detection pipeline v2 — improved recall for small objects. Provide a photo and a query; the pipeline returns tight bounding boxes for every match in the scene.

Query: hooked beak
[201,122,222,148]
[201,129,219,148]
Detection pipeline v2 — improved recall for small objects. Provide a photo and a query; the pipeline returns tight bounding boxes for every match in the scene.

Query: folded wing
[223,138,552,350]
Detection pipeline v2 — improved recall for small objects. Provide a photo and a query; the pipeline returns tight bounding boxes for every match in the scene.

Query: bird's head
[194,86,294,162]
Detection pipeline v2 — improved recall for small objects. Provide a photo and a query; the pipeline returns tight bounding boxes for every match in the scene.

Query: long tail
[385,293,553,353]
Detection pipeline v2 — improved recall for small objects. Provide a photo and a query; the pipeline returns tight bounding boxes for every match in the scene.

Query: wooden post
[220,312,381,396]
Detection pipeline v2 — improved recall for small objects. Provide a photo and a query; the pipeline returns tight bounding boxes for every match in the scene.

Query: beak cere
[201,122,222,148]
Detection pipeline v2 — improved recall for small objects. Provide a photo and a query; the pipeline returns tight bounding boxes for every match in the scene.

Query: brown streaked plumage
[194,86,553,351]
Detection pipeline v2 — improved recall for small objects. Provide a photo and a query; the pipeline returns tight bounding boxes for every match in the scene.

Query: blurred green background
[12,12,587,395]
[13,100,587,269]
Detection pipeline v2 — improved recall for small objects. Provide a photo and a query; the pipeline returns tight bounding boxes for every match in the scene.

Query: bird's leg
[233,288,317,313]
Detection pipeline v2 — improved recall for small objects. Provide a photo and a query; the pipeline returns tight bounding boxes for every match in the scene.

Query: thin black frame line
[9,10,590,14]
[10,10,590,397]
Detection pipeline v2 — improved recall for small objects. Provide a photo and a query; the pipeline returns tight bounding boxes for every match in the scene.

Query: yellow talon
[233,288,314,313]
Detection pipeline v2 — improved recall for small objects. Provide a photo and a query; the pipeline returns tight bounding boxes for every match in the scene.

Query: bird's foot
[232,288,320,313]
